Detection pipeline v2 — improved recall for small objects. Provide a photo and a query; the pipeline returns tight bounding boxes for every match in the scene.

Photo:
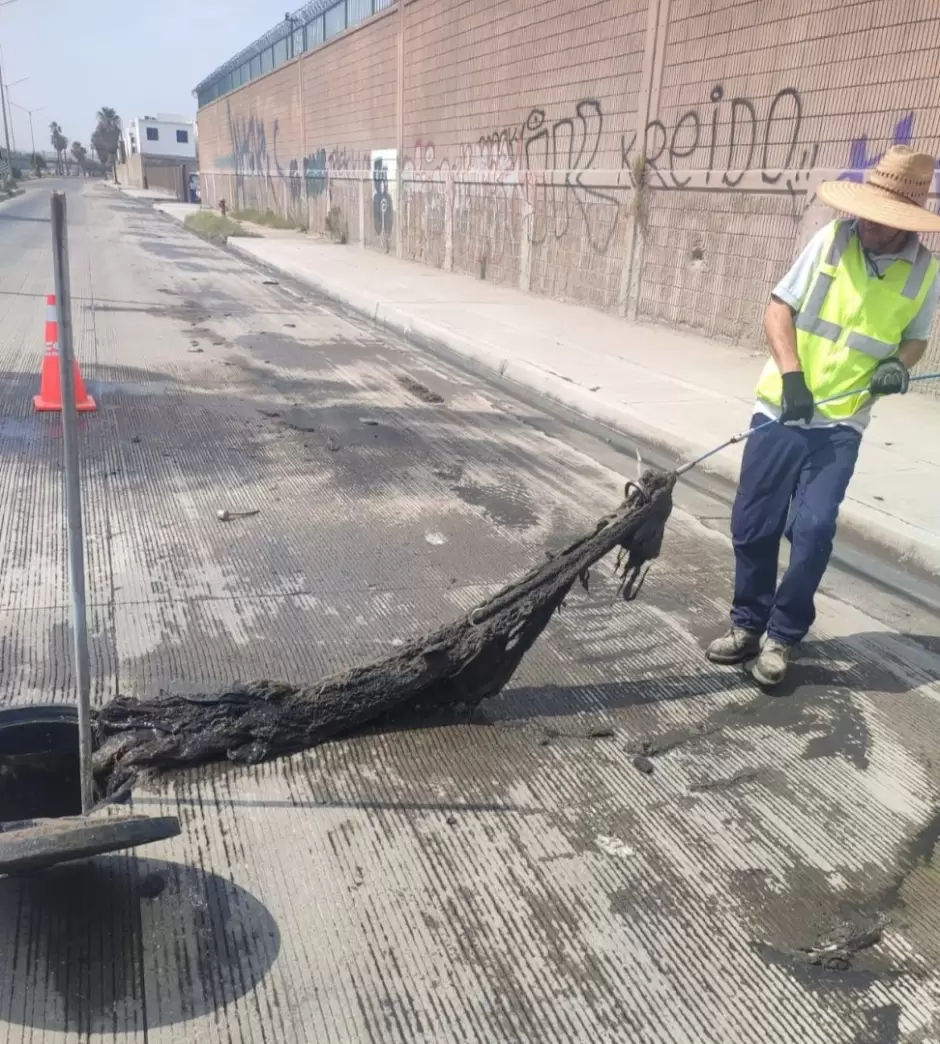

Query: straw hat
[817,146,940,233]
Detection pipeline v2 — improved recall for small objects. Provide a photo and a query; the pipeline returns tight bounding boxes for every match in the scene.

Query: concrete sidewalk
[153,200,940,575]
[104,180,184,203]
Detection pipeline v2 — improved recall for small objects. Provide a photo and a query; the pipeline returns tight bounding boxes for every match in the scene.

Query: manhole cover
[0,814,181,875]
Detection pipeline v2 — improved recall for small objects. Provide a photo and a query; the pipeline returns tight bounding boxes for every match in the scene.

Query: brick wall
[196,0,940,392]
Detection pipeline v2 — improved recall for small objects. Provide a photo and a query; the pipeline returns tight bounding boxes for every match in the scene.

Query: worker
[707,146,940,687]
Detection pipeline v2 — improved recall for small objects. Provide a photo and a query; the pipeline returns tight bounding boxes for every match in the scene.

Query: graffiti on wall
[219,109,307,212]
[839,112,914,183]
[305,148,328,197]
[401,99,628,261]
[522,101,623,254]
[213,85,940,258]
[371,149,396,239]
[620,85,820,206]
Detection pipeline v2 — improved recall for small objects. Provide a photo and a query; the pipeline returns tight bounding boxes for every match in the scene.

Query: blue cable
[675,371,940,476]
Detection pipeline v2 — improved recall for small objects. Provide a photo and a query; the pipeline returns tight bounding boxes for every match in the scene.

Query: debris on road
[216,508,261,523]
[397,374,445,404]
[689,768,760,793]
[539,723,615,742]
[753,917,888,973]
[93,470,676,795]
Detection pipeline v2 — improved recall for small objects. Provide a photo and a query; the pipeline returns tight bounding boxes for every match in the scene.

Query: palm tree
[70,141,88,176]
[49,121,62,174]
[92,107,122,179]
[48,121,69,175]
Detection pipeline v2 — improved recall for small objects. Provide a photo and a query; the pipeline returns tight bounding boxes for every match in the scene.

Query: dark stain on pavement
[235,331,370,372]
[450,480,538,530]
[396,373,445,404]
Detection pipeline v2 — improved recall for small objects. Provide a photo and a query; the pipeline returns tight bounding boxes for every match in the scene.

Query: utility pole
[0,53,11,168]
[0,0,20,172]
[3,75,26,156]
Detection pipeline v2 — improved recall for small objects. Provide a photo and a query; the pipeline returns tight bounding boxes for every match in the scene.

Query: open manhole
[0,705,180,874]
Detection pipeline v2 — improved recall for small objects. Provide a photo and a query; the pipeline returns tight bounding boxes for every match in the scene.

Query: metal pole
[27,108,32,155]
[0,63,11,168]
[396,0,404,258]
[50,192,94,814]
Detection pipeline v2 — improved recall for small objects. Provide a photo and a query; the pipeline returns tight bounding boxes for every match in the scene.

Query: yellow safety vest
[757,219,938,423]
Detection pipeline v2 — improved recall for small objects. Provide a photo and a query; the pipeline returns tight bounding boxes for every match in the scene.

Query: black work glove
[870,358,910,396]
[780,371,814,424]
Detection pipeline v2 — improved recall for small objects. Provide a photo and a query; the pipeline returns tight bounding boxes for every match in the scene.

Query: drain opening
[0,707,83,821]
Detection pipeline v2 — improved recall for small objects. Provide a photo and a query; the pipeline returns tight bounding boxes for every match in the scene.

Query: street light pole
[0,54,11,167]
[3,75,27,156]
[11,100,42,159]
[0,0,19,170]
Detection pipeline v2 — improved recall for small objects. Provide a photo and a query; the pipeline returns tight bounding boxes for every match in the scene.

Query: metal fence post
[50,191,94,814]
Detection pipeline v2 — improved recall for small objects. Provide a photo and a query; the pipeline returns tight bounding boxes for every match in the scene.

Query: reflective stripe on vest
[757,220,938,423]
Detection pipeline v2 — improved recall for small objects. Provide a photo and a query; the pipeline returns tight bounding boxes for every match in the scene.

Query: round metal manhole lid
[0,814,181,874]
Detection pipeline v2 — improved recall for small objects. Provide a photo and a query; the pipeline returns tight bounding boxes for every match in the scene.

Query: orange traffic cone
[34,294,96,413]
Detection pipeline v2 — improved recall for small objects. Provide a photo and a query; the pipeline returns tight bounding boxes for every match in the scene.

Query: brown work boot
[750,638,791,688]
[706,626,762,665]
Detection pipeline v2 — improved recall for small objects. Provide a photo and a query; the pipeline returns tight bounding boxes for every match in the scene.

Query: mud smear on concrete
[396,374,445,404]
[634,683,871,771]
[234,331,374,373]
[688,767,760,792]
[739,801,940,995]
[451,479,539,530]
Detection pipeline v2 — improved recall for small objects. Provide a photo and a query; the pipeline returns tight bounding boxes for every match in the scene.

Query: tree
[48,121,69,175]
[92,107,122,179]
[70,141,88,175]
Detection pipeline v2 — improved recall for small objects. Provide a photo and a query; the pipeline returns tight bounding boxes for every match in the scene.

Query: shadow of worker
[769,629,940,701]
[0,855,280,1032]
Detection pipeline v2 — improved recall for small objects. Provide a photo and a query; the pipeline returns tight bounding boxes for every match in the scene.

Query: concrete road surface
[1,178,940,1043]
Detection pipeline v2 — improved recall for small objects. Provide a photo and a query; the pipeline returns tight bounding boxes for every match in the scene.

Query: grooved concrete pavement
[1,180,940,1042]
[161,209,940,577]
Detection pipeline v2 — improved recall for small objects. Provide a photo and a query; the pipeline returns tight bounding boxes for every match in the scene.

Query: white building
[125,114,196,160]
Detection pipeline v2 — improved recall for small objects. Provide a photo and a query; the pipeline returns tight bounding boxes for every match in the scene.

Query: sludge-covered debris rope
[93,469,676,797]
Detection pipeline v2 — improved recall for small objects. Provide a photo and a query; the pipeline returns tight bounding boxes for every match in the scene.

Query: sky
[0,0,292,154]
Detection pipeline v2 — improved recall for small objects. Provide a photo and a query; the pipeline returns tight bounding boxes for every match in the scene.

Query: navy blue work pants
[730,416,861,645]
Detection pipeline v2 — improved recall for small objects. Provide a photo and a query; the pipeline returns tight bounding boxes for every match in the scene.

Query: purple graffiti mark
[839,112,914,183]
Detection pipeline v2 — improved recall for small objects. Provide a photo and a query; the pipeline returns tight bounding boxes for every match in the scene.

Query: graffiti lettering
[621,85,818,201]
[522,100,622,254]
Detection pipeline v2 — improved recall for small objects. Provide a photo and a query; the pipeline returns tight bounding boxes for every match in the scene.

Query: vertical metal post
[396,0,404,258]
[50,191,94,814]
[0,55,11,168]
[297,22,308,232]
